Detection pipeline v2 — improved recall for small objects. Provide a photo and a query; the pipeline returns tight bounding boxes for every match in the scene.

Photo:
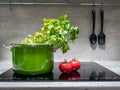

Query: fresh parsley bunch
[21,14,80,53]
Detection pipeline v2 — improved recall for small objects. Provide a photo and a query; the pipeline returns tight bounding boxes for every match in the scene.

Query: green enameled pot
[11,44,54,75]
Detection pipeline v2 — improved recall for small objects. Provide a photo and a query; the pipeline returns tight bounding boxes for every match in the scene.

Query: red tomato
[59,61,72,73]
[69,59,81,70]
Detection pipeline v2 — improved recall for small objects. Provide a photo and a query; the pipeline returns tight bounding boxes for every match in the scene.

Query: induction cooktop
[0,62,120,81]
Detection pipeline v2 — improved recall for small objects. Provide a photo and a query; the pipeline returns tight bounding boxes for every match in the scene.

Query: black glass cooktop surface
[0,62,120,81]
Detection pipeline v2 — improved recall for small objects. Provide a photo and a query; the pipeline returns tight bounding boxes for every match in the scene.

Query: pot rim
[10,43,53,47]
[11,43,52,47]
[3,43,55,51]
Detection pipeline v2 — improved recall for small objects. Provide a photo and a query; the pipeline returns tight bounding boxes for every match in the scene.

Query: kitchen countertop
[0,60,120,90]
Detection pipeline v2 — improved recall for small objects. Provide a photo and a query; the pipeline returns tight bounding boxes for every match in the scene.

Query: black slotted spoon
[89,9,97,45]
[98,10,106,45]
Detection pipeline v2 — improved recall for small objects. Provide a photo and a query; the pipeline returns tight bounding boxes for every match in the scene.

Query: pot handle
[3,44,12,49]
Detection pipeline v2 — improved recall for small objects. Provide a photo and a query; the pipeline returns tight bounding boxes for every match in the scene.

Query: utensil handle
[3,44,11,49]
[92,9,96,32]
[100,10,104,32]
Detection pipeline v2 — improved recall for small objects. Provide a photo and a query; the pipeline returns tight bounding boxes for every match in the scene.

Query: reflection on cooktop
[0,62,120,81]
[12,72,54,81]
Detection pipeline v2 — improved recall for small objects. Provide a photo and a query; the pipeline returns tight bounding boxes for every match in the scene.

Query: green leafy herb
[21,14,80,53]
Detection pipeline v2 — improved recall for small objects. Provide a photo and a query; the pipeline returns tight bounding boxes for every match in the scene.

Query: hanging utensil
[98,10,106,45]
[89,9,97,45]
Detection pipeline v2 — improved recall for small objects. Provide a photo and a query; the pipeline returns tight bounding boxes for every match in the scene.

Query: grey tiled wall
[0,0,120,61]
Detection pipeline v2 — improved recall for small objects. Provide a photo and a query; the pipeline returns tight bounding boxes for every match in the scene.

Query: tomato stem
[73,57,77,61]
[64,59,68,63]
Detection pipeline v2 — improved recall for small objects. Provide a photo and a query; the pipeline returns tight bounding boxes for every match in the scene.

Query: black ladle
[98,10,106,45]
[89,9,97,45]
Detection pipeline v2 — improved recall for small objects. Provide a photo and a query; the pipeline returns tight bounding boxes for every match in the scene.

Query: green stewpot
[10,44,54,75]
